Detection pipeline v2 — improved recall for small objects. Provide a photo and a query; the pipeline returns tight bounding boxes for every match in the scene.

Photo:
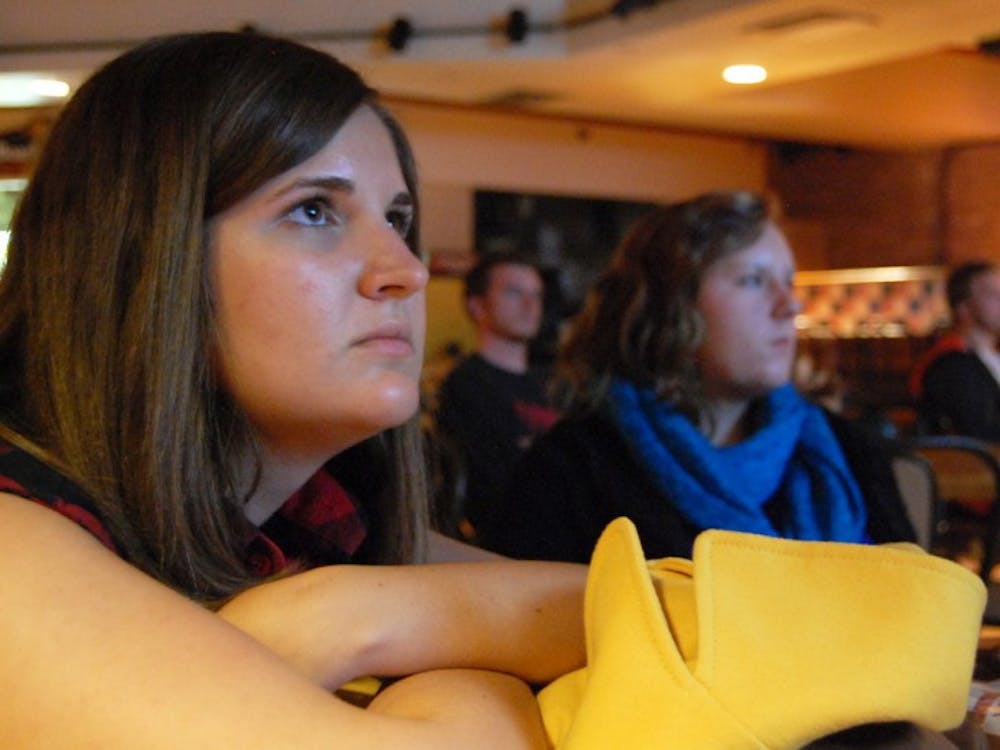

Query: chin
[762,377,792,395]
[384,405,420,430]
[733,378,789,401]
[369,387,421,429]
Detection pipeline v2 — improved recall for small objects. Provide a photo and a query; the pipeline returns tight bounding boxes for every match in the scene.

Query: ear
[467,296,486,324]
[953,300,973,327]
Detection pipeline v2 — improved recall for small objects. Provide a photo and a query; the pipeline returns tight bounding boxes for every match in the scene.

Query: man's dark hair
[946,261,998,312]
[464,252,541,300]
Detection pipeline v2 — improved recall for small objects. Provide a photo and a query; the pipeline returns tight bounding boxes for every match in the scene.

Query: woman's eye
[386,208,413,238]
[287,198,335,227]
[740,272,766,288]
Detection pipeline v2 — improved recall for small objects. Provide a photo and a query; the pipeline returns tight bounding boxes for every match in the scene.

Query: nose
[772,280,802,318]
[358,224,429,300]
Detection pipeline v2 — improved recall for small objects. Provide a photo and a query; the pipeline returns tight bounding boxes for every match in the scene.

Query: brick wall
[944,144,1000,264]
[769,141,1000,269]
[768,143,947,269]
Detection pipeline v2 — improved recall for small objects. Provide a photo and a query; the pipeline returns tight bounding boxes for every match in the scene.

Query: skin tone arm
[0,495,575,749]
[427,528,505,561]
[219,539,586,689]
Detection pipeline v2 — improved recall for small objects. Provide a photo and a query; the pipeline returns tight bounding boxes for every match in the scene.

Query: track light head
[387,17,413,52]
[505,9,529,43]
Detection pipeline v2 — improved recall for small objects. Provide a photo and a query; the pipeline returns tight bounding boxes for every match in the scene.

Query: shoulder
[0,439,118,552]
[0,495,360,748]
[444,354,490,380]
[816,408,895,479]
[821,408,889,457]
[820,408,856,441]
[923,351,999,399]
[925,349,983,379]
[520,411,631,473]
[821,410,917,543]
[532,410,612,446]
[438,355,491,396]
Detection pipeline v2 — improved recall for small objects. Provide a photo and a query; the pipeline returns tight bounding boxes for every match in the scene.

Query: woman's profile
[478,191,916,562]
[0,31,584,748]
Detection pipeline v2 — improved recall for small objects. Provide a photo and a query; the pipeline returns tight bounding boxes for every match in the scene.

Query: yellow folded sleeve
[539,517,986,749]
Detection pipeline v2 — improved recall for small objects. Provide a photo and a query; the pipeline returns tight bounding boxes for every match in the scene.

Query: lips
[769,334,798,355]
[351,321,415,355]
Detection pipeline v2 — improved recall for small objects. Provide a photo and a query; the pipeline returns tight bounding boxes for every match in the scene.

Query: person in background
[477,191,915,563]
[910,261,1000,441]
[435,252,560,540]
[0,32,587,748]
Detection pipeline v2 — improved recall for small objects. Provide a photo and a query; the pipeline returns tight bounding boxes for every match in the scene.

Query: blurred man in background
[911,261,1000,441]
[435,252,560,540]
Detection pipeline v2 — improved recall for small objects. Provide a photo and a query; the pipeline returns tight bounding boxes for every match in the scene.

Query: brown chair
[906,436,1000,581]
[901,435,1000,624]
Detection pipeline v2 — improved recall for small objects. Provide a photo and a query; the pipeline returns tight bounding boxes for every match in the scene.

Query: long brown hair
[0,32,428,601]
[556,190,769,417]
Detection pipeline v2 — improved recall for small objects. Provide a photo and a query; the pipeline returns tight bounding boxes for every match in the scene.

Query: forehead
[972,269,1000,292]
[280,104,406,191]
[488,263,542,287]
[711,222,794,271]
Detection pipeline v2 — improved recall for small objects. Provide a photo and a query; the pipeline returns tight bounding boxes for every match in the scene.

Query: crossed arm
[218,536,586,690]
[0,494,585,749]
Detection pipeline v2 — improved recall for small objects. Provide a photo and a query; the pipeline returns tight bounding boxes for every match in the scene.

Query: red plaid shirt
[0,440,367,575]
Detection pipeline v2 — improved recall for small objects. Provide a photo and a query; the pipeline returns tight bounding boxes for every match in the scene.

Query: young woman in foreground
[0,32,583,748]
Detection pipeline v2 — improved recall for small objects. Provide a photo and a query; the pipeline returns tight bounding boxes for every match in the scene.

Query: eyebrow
[388,191,414,209]
[274,176,355,198]
[274,176,413,209]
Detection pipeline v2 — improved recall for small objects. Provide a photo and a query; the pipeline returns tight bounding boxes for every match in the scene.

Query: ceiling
[2,0,1000,149]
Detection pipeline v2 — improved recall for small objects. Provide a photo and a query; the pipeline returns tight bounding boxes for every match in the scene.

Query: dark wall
[768,141,1000,270]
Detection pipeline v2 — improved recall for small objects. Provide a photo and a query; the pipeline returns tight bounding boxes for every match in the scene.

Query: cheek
[698,305,759,374]
[702,330,744,374]
[263,257,342,322]
[221,257,343,367]
[698,300,735,350]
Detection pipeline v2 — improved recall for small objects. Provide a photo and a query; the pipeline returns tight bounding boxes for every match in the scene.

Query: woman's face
[210,105,428,461]
[694,222,801,401]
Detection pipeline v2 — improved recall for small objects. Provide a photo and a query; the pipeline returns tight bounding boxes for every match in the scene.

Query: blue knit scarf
[606,380,868,542]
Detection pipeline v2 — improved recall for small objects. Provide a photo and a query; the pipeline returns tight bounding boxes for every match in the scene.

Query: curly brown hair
[556,190,770,416]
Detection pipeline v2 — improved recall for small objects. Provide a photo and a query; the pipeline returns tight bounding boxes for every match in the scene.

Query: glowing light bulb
[722,64,767,85]
[0,74,71,106]
[29,78,70,98]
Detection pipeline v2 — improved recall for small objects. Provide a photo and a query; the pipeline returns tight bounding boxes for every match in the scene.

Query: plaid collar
[246,468,367,576]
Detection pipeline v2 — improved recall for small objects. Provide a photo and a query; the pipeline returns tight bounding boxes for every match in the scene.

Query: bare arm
[0,494,567,749]
[427,528,504,561]
[220,539,587,689]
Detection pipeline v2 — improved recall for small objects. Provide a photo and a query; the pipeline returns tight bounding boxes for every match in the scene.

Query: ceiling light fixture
[505,9,530,43]
[0,74,71,106]
[722,64,767,85]
[3,1,672,63]
[386,17,413,52]
[30,78,70,98]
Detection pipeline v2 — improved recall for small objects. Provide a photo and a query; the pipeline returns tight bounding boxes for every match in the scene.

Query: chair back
[907,435,1000,586]
[889,448,938,551]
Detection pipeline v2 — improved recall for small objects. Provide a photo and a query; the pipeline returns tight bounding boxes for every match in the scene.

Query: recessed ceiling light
[0,74,71,107]
[722,64,767,85]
